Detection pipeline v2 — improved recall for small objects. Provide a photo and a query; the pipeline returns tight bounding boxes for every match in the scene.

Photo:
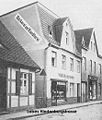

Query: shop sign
[15,13,41,43]
[88,75,98,81]
[58,73,74,79]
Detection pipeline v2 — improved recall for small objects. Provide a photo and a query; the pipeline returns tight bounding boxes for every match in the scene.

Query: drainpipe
[81,57,82,103]
[43,43,50,107]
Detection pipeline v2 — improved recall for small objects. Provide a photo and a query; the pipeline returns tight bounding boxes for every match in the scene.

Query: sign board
[15,13,42,43]
[58,73,74,79]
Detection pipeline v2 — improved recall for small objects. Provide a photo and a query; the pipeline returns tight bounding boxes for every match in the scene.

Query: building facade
[0,2,82,108]
[75,28,102,102]
[0,21,40,112]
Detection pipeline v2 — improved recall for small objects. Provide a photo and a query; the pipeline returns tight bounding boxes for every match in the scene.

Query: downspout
[43,43,50,107]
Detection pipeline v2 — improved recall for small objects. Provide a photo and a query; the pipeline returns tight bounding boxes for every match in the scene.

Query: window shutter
[28,73,32,95]
[16,71,20,95]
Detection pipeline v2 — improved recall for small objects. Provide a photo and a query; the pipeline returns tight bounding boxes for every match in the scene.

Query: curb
[7,101,102,120]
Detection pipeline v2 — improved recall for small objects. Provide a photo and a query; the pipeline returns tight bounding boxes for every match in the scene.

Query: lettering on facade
[58,73,74,79]
[15,14,41,43]
[88,75,98,81]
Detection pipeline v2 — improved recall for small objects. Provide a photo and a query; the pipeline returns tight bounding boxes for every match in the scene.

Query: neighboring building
[0,2,81,108]
[0,21,40,112]
[75,28,102,102]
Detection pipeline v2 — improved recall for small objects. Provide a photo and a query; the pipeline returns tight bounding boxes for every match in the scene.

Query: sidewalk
[0,100,102,120]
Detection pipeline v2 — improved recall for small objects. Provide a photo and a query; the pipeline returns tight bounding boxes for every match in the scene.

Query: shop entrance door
[89,81,97,100]
[0,76,6,111]
[51,81,66,106]
[82,82,87,102]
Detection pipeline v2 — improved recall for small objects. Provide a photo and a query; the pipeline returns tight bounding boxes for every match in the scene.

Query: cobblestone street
[19,103,102,120]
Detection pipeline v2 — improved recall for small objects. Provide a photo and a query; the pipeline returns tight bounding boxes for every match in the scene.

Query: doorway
[82,82,87,102]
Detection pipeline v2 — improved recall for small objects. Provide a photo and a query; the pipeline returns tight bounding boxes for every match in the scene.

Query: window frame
[65,31,69,45]
[51,51,57,67]
[62,54,66,69]
[70,58,74,71]
[77,60,80,73]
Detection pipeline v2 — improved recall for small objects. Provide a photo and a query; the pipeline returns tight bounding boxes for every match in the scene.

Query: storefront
[51,80,67,106]
[88,75,98,100]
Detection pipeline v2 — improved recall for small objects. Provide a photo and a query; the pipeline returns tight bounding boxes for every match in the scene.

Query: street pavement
[0,100,102,120]
[20,103,102,120]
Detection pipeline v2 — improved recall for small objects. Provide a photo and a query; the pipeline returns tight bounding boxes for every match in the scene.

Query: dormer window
[65,31,69,45]
[48,25,53,37]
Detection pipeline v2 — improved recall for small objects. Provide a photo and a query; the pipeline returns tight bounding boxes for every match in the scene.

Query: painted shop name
[15,14,41,43]
[58,73,74,79]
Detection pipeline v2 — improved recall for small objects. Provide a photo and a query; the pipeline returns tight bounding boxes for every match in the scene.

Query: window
[51,51,57,67]
[94,43,95,52]
[83,57,86,70]
[20,72,28,95]
[16,71,32,95]
[77,60,80,73]
[99,83,101,96]
[91,41,92,50]
[99,64,101,75]
[65,31,69,45]
[48,25,53,36]
[62,55,66,69]
[90,60,92,73]
[94,62,96,74]
[70,83,74,97]
[70,58,74,71]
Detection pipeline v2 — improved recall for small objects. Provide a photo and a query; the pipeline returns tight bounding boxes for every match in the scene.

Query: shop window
[65,31,69,45]
[62,55,66,69]
[77,60,80,73]
[51,51,57,67]
[94,62,96,74]
[16,71,32,95]
[83,57,86,71]
[51,81,66,100]
[70,58,74,71]
[70,83,74,97]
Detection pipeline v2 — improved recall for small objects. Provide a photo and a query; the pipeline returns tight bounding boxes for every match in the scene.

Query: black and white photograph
[0,0,102,119]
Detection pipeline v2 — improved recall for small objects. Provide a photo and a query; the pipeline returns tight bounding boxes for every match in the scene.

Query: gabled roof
[37,4,68,46]
[0,21,40,69]
[53,17,68,26]
[74,28,93,53]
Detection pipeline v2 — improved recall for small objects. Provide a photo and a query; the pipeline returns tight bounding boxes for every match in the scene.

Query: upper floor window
[48,25,53,37]
[65,31,69,45]
[51,51,57,67]
[70,58,74,71]
[90,60,92,73]
[77,60,80,73]
[99,64,101,75]
[91,41,92,50]
[83,57,86,71]
[94,62,96,74]
[94,43,95,52]
[62,55,66,69]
